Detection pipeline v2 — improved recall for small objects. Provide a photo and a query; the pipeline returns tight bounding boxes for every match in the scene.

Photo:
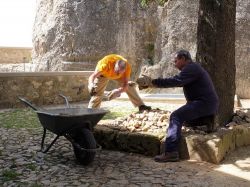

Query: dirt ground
[180,145,250,186]
[216,145,250,181]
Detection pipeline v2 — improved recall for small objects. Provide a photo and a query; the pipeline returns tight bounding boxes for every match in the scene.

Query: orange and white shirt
[96,54,131,80]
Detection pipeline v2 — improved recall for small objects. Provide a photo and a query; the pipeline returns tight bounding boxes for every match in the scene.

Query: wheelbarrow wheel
[72,128,96,165]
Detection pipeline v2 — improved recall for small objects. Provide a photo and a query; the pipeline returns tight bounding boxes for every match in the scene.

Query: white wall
[0,0,37,47]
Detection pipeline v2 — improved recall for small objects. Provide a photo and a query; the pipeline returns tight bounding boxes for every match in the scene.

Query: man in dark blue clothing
[136,50,219,162]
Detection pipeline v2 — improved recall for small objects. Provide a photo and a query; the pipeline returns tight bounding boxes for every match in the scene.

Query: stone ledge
[94,125,161,156]
[0,71,93,77]
[94,122,250,164]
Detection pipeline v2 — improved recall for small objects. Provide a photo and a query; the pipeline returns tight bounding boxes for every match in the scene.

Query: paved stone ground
[0,100,250,186]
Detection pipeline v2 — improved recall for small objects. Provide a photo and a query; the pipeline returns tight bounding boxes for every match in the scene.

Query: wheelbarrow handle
[58,93,70,108]
[18,96,39,111]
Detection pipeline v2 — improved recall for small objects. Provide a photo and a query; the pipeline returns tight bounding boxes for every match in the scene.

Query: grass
[102,106,137,120]
[0,107,135,129]
[30,183,43,187]
[26,163,37,171]
[1,169,19,182]
[0,109,40,129]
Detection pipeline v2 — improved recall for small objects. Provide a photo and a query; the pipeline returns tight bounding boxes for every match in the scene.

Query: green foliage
[1,169,19,182]
[30,183,43,187]
[146,43,155,65]
[26,163,37,171]
[140,0,168,7]
[0,109,40,129]
[147,43,155,52]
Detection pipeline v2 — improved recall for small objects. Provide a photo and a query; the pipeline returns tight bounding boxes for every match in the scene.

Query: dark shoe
[154,152,179,162]
[138,105,151,112]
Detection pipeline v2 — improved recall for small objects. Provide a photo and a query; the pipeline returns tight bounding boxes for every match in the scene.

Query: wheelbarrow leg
[41,128,47,151]
[41,128,60,153]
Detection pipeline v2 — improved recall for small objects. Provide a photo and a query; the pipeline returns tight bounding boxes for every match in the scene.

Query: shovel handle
[18,96,39,111]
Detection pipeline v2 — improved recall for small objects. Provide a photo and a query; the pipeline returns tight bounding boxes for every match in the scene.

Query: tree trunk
[196,0,236,125]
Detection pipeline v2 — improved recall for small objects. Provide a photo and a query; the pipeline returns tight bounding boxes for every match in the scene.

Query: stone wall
[0,71,92,109]
[0,47,32,64]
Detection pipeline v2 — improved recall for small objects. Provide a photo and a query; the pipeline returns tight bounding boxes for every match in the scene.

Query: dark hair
[176,50,192,61]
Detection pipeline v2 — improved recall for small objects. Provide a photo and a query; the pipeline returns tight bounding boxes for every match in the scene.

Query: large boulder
[32,0,159,79]
[141,0,199,79]
[235,0,250,98]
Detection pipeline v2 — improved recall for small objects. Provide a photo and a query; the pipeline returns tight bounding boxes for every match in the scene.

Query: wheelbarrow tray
[36,108,108,135]
[18,96,109,165]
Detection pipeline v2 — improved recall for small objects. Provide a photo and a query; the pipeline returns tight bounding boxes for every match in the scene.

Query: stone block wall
[0,71,92,109]
[94,122,250,164]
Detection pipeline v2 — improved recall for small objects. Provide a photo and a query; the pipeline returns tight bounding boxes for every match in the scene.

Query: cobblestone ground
[0,101,250,186]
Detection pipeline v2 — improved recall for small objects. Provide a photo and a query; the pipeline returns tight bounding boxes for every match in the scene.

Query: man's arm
[88,70,102,84]
[88,70,103,96]
[117,74,129,93]
[152,64,200,88]
[106,74,128,101]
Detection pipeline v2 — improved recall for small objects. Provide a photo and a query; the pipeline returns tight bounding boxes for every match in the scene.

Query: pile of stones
[232,109,250,125]
[111,109,171,136]
[102,108,250,137]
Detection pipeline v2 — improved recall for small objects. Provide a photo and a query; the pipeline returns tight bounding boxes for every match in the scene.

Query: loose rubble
[228,109,250,126]
[111,109,171,134]
[101,108,221,137]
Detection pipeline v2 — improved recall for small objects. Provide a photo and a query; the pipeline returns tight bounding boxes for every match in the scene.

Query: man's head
[174,50,192,70]
[114,59,126,74]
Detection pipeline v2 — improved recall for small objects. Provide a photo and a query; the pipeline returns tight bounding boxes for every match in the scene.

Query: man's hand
[136,74,153,90]
[107,89,121,101]
[128,81,136,87]
[88,83,97,96]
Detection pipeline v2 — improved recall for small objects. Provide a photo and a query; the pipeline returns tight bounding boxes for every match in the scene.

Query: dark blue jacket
[152,62,219,114]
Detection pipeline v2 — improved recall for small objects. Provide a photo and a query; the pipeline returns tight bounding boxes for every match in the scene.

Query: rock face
[30,0,250,99]
[235,0,250,98]
[32,0,200,79]
[32,0,158,79]
[141,0,199,79]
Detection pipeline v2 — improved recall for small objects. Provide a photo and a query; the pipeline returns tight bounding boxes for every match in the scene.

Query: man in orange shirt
[88,54,151,112]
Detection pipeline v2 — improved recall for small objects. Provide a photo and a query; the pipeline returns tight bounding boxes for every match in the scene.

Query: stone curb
[94,122,250,164]
[94,125,161,156]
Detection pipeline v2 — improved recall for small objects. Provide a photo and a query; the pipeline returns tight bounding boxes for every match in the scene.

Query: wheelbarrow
[18,94,108,165]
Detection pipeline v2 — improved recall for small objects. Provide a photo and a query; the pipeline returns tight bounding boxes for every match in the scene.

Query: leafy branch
[140,0,168,7]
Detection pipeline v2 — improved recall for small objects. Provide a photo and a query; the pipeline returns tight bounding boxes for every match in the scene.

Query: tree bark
[196,0,236,125]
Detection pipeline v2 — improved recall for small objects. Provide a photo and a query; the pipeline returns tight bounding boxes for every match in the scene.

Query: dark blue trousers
[165,101,217,152]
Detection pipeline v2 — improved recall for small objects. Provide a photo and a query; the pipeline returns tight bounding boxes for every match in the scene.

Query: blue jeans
[165,101,217,152]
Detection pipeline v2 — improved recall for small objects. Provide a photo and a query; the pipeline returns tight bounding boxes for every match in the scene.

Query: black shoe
[154,152,179,162]
[139,105,151,112]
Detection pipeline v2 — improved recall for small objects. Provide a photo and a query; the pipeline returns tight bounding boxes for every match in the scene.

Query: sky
[0,0,37,47]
